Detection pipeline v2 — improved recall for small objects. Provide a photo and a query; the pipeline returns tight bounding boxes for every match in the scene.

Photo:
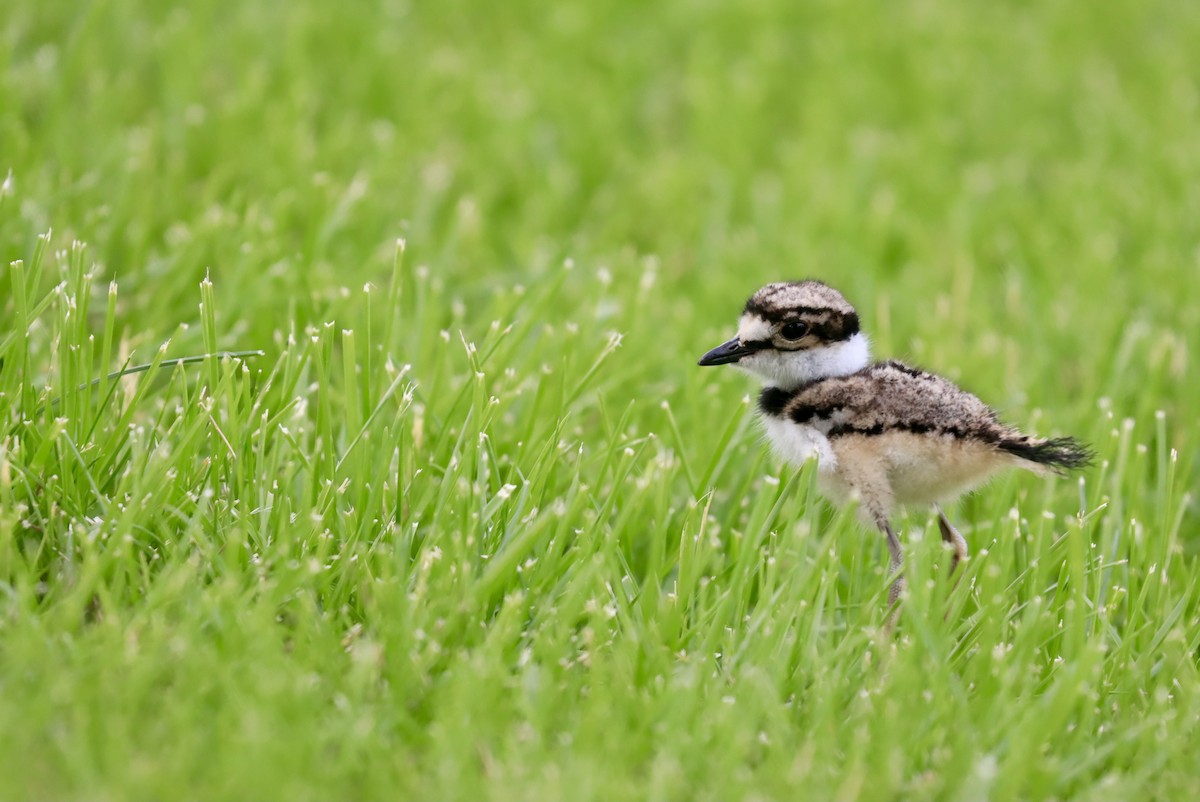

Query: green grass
[2,0,1199,799]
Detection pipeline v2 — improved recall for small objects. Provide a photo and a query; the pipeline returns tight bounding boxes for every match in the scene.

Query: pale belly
[762,418,1017,511]
[831,431,1016,507]
[761,417,838,471]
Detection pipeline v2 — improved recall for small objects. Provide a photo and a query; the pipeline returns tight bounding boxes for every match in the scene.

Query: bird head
[698,280,870,390]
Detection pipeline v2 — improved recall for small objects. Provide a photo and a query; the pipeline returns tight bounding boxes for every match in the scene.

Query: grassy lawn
[2,0,1198,799]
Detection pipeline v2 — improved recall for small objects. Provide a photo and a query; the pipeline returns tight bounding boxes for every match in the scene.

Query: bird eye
[780,321,808,340]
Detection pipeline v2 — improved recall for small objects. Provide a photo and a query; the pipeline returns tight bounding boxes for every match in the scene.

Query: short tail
[998,436,1093,475]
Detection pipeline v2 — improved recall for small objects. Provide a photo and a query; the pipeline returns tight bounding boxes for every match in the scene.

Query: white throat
[739,332,870,391]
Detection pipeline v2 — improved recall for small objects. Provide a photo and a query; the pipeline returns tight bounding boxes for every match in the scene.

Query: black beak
[698,337,757,366]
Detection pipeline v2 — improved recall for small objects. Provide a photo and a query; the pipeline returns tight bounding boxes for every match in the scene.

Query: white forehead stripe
[737,314,772,342]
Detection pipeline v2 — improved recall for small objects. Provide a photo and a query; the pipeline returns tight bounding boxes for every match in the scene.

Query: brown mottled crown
[742,280,860,342]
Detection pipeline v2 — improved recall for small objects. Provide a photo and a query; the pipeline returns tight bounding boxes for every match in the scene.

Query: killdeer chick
[699,280,1091,609]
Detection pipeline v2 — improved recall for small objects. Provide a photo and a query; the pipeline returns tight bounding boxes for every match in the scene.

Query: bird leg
[879,518,905,607]
[934,504,968,575]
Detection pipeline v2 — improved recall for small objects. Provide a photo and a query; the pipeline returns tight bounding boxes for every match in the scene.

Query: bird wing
[789,360,1009,442]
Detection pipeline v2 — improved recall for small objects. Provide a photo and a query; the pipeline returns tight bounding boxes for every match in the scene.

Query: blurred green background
[2,0,1198,799]
[6,0,1197,388]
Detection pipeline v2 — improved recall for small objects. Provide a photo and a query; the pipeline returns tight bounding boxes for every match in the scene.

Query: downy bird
[699,280,1091,607]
